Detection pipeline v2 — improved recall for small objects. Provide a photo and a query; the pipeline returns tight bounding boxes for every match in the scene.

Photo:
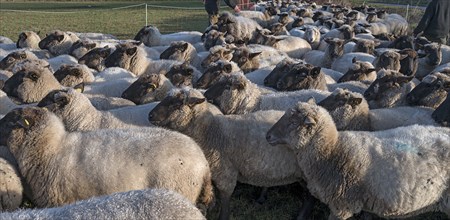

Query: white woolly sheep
[134,25,203,47]
[39,30,80,56]
[266,101,450,219]
[204,72,330,114]
[16,31,41,50]
[149,88,307,220]
[37,89,152,131]
[0,155,23,212]
[0,107,213,208]
[0,189,205,220]
[369,106,438,130]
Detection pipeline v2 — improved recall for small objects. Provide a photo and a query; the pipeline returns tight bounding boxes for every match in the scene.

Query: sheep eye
[29,72,39,81]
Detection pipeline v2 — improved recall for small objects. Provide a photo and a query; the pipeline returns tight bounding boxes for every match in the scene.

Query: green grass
[0,1,211,40]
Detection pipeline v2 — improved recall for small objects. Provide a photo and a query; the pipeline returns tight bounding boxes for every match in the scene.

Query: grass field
[0,0,427,41]
[1,1,445,220]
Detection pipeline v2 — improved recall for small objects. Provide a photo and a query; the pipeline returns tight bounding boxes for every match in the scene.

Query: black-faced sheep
[39,30,80,56]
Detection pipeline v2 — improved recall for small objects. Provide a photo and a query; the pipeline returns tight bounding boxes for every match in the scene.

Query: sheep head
[201,45,233,69]
[78,46,111,72]
[364,71,414,103]
[406,72,450,109]
[276,63,322,91]
[104,42,142,70]
[3,59,59,103]
[38,30,66,50]
[148,88,206,131]
[266,101,337,150]
[338,58,376,83]
[165,62,194,87]
[398,49,418,77]
[69,40,97,59]
[196,61,234,89]
[420,43,442,66]
[351,38,379,55]
[53,64,94,87]
[204,72,248,114]
[121,73,165,105]
[231,47,262,73]
[374,50,406,72]
[16,31,41,49]
[264,58,297,87]
[0,51,30,71]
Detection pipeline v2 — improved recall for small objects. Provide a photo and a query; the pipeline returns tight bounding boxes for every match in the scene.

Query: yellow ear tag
[24,119,30,126]
[75,88,83,93]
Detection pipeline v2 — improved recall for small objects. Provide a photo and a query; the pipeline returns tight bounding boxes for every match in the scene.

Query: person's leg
[205,0,219,25]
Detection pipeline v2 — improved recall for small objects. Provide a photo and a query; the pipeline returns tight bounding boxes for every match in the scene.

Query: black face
[264,61,294,87]
[424,45,441,66]
[204,79,228,105]
[134,26,151,42]
[2,71,26,97]
[16,32,27,48]
[432,93,450,126]
[318,92,362,111]
[53,65,81,83]
[39,32,64,50]
[36,90,70,112]
[160,43,189,60]
[276,65,320,91]
[399,50,418,76]
[392,36,414,50]
[166,63,193,87]
[69,40,96,56]
[364,75,413,101]
[0,107,42,146]
[148,95,183,127]
[0,108,23,146]
[0,52,27,70]
[195,63,231,89]
[78,47,111,71]
[121,74,159,105]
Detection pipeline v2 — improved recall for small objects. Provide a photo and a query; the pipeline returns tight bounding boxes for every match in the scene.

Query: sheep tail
[198,169,215,208]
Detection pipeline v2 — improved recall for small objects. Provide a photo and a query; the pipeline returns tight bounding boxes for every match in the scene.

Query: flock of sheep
[0,0,450,219]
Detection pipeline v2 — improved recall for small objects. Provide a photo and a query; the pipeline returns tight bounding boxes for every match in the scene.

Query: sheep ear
[181,43,189,52]
[74,83,84,93]
[56,35,64,42]
[17,117,31,129]
[303,116,316,126]
[348,97,362,107]
[126,47,138,56]
[352,57,357,63]
[307,97,316,105]
[249,51,262,59]
[186,97,206,107]
[399,54,408,60]
[223,64,233,73]
[310,67,321,78]
[234,81,246,90]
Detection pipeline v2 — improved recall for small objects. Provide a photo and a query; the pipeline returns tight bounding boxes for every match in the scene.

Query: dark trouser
[424,33,448,45]
[205,0,220,25]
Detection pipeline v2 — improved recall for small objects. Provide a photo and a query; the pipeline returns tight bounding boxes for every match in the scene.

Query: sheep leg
[218,190,232,220]
[256,187,268,204]
[296,191,316,220]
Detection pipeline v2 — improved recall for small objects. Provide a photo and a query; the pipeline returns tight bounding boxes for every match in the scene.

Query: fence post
[406,4,409,23]
[145,4,148,26]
